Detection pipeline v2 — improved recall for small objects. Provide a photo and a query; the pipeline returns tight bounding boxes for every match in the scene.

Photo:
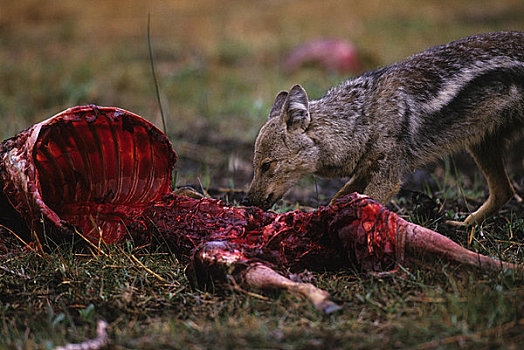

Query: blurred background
[1,0,523,204]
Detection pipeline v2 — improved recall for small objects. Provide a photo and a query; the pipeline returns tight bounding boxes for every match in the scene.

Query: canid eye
[261,161,271,174]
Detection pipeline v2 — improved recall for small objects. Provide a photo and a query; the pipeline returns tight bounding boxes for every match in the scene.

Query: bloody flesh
[129,193,398,273]
[1,106,520,312]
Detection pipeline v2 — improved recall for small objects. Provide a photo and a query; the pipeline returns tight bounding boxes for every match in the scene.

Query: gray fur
[246,32,524,225]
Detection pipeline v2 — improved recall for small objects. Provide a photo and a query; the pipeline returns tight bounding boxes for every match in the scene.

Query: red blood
[128,192,398,274]
[0,106,400,275]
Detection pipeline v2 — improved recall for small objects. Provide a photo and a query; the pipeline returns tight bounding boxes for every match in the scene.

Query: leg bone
[244,263,342,314]
[192,241,342,313]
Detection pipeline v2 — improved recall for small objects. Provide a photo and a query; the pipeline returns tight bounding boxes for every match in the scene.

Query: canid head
[245,85,319,209]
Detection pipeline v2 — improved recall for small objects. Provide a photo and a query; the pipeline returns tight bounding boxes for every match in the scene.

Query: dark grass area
[1,0,524,348]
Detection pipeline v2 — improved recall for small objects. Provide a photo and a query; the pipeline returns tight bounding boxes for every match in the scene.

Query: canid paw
[445,214,482,227]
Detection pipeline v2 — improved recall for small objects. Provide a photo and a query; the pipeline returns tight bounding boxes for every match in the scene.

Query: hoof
[317,300,343,314]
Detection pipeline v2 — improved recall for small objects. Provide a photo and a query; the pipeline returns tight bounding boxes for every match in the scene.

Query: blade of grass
[0,223,40,256]
[119,245,180,287]
[147,13,168,135]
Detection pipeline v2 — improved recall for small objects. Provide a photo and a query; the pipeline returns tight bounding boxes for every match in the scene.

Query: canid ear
[282,84,310,133]
[268,91,289,120]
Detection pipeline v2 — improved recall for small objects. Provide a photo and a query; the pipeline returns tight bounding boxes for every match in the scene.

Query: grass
[1,234,523,349]
[1,0,524,348]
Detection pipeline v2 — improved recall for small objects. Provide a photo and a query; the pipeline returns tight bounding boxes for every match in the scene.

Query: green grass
[1,236,523,349]
[1,0,524,348]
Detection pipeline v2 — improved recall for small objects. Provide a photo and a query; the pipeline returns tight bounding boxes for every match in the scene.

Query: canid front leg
[330,159,402,205]
[330,175,369,205]
[364,178,402,205]
[447,137,514,226]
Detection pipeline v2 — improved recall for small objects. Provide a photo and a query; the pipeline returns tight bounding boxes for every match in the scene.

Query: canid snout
[242,192,276,210]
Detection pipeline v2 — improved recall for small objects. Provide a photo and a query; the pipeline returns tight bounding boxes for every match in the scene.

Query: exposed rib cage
[0,105,175,243]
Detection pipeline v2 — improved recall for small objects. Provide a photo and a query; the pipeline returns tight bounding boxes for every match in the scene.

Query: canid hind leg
[448,136,514,226]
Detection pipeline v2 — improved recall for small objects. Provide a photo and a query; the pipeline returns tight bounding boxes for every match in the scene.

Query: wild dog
[245,31,524,226]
